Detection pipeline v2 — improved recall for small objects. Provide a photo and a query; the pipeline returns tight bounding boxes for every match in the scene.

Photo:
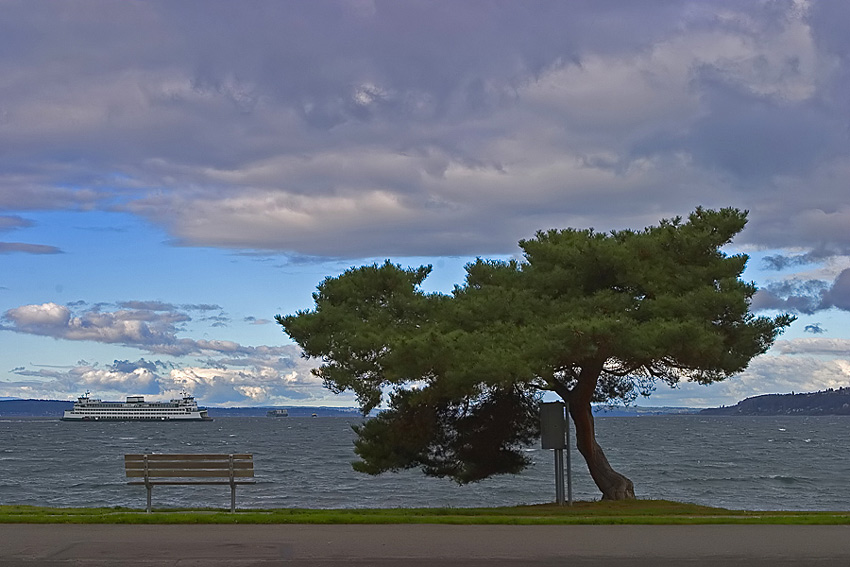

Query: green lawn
[3,500,849,525]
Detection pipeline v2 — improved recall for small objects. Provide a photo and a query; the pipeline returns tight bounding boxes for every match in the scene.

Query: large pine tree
[278,208,793,499]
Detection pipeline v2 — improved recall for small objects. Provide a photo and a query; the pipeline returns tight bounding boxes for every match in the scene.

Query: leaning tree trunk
[568,400,635,500]
[564,361,635,500]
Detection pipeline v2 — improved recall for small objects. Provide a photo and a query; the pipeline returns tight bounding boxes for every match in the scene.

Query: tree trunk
[562,361,635,500]
[568,399,635,500]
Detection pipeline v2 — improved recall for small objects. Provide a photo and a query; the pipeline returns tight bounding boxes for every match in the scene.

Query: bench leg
[231,484,236,513]
[146,484,152,514]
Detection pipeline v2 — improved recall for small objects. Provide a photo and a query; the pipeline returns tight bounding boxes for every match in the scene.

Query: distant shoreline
[0,399,362,418]
[5,388,850,418]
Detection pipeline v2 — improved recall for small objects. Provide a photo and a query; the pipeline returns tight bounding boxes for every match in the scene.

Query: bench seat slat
[125,454,252,461]
[127,469,255,478]
[127,480,256,486]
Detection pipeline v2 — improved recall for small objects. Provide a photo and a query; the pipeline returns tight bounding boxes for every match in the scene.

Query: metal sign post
[553,447,565,505]
[565,402,572,505]
[540,401,572,506]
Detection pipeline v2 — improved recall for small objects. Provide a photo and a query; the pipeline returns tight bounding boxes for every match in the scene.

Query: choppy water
[1,415,848,511]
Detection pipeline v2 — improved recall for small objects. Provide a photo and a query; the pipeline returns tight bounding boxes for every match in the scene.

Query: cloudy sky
[1,0,849,408]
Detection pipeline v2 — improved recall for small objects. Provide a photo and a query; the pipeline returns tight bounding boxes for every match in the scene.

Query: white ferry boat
[61,392,212,421]
[267,409,289,417]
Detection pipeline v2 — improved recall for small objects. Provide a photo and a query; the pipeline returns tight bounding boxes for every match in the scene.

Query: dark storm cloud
[203,314,230,328]
[110,359,166,374]
[183,304,223,312]
[820,269,850,311]
[0,242,63,255]
[0,1,848,260]
[762,249,838,271]
[118,300,178,312]
[116,300,223,316]
[753,268,850,314]
[0,216,33,231]
[678,75,841,180]
[752,287,822,315]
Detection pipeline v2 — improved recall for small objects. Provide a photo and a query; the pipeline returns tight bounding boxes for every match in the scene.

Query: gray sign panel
[540,401,566,449]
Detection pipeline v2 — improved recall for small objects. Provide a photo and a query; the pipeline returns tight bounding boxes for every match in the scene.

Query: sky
[1,0,849,408]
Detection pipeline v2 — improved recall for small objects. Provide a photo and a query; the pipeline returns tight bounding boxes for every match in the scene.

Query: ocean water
[1,415,848,511]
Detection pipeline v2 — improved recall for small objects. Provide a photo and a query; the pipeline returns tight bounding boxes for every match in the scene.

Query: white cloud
[77,366,158,392]
[3,303,180,347]
[775,337,850,356]
[646,349,850,408]
[728,354,850,398]
[5,303,71,329]
[0,300,338,405]
[1,348,333,406]
[2,302,292,359]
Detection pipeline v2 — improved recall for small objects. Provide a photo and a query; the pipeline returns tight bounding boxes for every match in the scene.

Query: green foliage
[352,385,540,483]
[277,207,794,483]
[277,261,439,411]
[506,207,795,393]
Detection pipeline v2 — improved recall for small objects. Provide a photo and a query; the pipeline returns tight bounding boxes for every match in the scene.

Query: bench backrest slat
[124,454,254,480]
[125,454,252,461]
[125,461,254,471]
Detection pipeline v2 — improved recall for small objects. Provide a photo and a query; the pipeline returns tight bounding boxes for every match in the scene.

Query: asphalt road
[2,524,850,566]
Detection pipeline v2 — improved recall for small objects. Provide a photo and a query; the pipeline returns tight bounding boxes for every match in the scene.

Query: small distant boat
[267,409,289,417]
[311,412,318,418]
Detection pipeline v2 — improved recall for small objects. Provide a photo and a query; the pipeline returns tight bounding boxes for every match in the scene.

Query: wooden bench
[125,453,255,513]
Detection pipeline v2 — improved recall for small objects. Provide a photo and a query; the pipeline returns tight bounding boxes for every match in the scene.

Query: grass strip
[2,500,850,525]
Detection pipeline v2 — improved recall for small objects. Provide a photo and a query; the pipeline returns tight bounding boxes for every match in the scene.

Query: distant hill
[700,388,850,416]
[0,399,362,418]
[0,399,73,417]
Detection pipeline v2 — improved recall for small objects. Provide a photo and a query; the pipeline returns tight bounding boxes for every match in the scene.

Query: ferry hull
[61,414,212,422]
[61,392,212,422]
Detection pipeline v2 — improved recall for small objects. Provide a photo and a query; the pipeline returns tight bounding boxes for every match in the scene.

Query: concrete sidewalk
[2,524,850,566]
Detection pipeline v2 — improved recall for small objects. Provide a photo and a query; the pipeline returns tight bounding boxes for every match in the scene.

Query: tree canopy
[277,207,794,498]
